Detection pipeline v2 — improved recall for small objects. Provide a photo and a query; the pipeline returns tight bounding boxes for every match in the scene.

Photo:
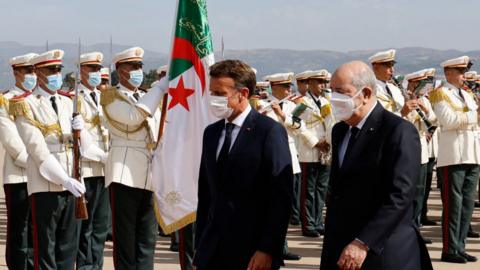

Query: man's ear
[240,87,250,99]
[363,87,373,99]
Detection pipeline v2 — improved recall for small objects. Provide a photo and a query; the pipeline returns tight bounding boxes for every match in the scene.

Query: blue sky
[1,0,479,53]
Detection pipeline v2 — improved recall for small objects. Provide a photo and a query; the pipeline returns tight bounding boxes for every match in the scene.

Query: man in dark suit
[193,60,293,270]
[320,61,433,270]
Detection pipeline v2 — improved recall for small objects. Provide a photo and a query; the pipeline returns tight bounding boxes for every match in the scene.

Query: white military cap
[425,68,436,77]
[465,71,478,81]
[263,72,294,85]
[9,53,38,68]
[113,47,144,64]
[306,69,329,80]
[156,65,168,74]
[405,69,430,82]
[295,70,312,81]
[100,67,110,79]
[79,52,103,66]
[326,72,332,81]
[476,74,480,82]
[440,56,470,68]
[30,49,64,68]
[368,49,396,64]
[256,81,270,88]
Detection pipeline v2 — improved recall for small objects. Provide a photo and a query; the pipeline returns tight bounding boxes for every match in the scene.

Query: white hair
[350,65,377,94]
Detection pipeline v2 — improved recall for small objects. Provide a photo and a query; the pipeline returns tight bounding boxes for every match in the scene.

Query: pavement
[0,181,479,269]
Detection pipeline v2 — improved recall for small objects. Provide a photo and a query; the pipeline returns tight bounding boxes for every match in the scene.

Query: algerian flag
[153,0,215,234]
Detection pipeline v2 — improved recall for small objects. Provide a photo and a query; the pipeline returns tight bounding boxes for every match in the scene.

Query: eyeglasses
[84,64,103,71]
[125,61,143,70]
[45,65,63,73]
[15,66,35,74]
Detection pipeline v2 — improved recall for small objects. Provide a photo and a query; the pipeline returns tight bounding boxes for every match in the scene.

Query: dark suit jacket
[320,103,433,270]
[193,109,293,270]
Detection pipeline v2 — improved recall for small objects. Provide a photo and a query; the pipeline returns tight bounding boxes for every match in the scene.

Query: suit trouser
[437,164,480,255]
[421,158,436,220]
[30,191,80,270]
[76,177,110,270]
[290,173,301,223]
[178,223,195,270]
[4,183,33,270]
[109,183,157,270]
[300,162,330,232]
[413,164,428,226]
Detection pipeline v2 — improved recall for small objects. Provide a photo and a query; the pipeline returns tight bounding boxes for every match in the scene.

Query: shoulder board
[428,87,448,105]
[58,90,75,99]
[10,91,32,100]
[0,94,7,107]
[8,98,30,118]
[100,86,127,106]
[320,103,332,118]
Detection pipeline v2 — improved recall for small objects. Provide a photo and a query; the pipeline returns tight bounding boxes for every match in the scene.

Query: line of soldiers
[0,47,168,270]
[250,49,480,265]
[2,46,480,269]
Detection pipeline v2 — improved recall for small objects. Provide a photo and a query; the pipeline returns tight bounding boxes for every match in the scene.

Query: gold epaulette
[100,87,124,107]
[8,98,29,118]
[321,103,332,118]
[429,87,468,112]
[9,98,62,137]
[0,94,7,107]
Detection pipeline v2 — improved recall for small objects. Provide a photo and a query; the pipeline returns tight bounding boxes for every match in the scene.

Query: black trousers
[421,158,436,220]
[76,177,110,270]
[109,183,157,270]
[178,223,195,270]
[4,183,33,270]
[30,191,80,270]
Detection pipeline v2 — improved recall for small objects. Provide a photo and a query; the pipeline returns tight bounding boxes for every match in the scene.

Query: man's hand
[401,99,418,116]
[417,99,429,115]
[315,140,330,152]
[247,251,272,270]
[271,102,285,120]
[337,240,368,270]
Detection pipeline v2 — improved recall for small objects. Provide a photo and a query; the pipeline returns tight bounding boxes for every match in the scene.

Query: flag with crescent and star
[152,0,215,234]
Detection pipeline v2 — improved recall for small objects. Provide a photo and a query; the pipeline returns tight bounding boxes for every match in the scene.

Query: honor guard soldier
[0,53,37,269]
[429,56,480,263]
[295,70,312,96]
[369,49,407,116]
[404,69,437,244]
[101,47,163,269]
[76,52,111,269]
[296,69,334,237]
[9,49,90,269]
[99,67,111,92]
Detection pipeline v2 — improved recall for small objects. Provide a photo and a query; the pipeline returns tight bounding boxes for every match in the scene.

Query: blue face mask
[46,73,63,92]
[88,72,101,87]
[22,74,37,91]
[128,69,143,88]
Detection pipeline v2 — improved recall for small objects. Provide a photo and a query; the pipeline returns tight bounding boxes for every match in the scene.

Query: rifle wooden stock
[156,93,169,149]
[73,112,88,220]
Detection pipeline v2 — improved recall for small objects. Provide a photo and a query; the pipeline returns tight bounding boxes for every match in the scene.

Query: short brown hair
[209,60,256,97]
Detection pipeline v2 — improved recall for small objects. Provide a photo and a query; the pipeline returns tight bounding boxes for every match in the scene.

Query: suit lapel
[332,122,349,173]
[229,109,258,157]
[340,103,384,172]
[207,120,224,171]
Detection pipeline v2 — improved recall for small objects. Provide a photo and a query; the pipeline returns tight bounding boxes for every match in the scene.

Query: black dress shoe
[106,233,113,242]
[317,228,325,235]
[283,252,301,261]
[290,220,300,226]
[423,238,432,244]
[460,252,478,262]
[467,230,480,238]
[441,253,467,264]
[302,230,319,237]
[475,201,480,208]
[169,243,179,252]
[421,219,437,226]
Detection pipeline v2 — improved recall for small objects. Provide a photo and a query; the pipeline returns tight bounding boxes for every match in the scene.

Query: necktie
[217,123,235,174]
[50,96,58,115]
[133,92,140,101]
[458,89,465,102]
[385,84,393,98]
[90,91,98,106]
[344,127,360,160]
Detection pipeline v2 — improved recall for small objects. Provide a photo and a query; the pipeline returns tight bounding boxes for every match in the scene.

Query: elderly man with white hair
[320,61,432,270]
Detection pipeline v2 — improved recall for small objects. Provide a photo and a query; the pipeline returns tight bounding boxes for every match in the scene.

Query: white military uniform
[101,84,161,191]
[430,82,480,167]
[260,96,301,174]
[0,88,29,184]
[376,79,405,116]
[11,87,74,195]
[77,84,109,177]
[296,92,334,164]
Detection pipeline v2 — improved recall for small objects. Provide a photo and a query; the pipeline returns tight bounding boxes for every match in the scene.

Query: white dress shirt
[216,105,252,159]
[338,101,377,167]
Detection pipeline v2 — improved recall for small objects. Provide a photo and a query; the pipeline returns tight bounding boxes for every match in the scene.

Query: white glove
[72,114,85,131]
[136,76,168,116]
[62,177,86,198]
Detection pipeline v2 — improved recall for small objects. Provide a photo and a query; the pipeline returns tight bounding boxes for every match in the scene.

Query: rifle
[73,38,88,220]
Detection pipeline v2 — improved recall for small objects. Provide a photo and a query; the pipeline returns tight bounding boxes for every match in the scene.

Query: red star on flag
[168,76,195,111]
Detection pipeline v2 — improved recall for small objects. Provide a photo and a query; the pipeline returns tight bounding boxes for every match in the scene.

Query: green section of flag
[175,0,213,59]
[169,59,194,82]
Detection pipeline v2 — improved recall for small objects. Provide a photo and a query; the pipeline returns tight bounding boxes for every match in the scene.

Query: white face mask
[330,90,363,121]
[208,95,234,119]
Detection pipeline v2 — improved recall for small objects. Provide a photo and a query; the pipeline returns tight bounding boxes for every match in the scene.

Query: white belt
[111,139,149,148]
[47,144,69,153]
